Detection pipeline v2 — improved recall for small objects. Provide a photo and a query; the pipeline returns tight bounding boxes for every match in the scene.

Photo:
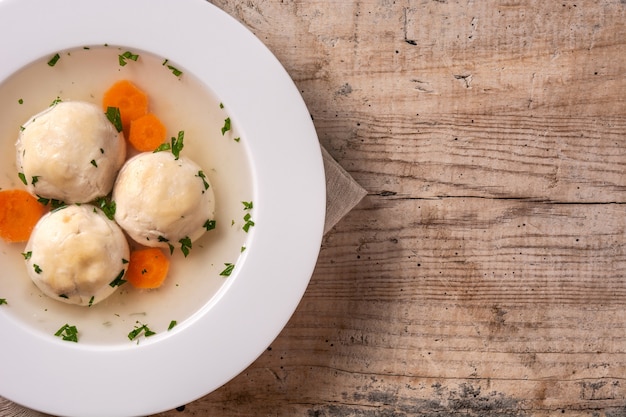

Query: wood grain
[155,1,626,416]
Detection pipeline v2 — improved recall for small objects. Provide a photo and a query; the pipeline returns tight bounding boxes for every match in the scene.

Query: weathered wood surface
[157,1,626,416]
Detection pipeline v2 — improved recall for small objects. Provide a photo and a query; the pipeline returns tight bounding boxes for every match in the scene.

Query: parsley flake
[109,269,127,287]
[0,299,7,305]
[49,97,62,107]
[220,263,235,277]
[196,171,210,190]
[243,213,255,233]
[128,322,156,341]
[168,320,177,331]
[95,196,116,220]
[31,176,40,186]
[242,201,253,210]
[203,219,216,231]
[179,236,192,257]
[90,159,98,167]
[221,117,231,135]
[33,264,42,274]
[47,53,61,67]
[22,251,32,260]
[18,172,27,185]
[55,324,78,342]
[105,106,123,132]
[119,50,139,66]
[171,131,184,159]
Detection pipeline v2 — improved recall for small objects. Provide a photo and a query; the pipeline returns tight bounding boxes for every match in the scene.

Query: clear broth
[0,46,253,345]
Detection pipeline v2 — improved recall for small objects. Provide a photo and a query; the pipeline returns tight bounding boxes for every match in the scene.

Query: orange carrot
[0,189,46,243]
[126,248,170,289]
[128,113,167,152]
[102,80,149,136]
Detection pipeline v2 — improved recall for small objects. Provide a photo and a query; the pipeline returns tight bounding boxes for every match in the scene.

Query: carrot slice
[126,248,170,289]
[0,189,46,243]
[102,80,149,136]
[128,113,167,152]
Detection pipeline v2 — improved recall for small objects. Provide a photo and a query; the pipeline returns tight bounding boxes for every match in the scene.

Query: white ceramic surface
[0,0,325,416]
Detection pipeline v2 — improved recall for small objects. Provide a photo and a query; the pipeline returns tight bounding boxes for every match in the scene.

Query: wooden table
[157,1,626,415]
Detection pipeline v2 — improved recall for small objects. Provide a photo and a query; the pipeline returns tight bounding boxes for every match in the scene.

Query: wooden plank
[151,1,626,416]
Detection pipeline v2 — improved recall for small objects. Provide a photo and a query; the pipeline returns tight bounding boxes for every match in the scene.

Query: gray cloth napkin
[0,146,367,417]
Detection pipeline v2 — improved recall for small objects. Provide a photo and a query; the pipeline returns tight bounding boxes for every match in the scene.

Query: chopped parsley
[95,196,116,220]
[0,299,7,305]
[242,201,253,210]
[162,59,183,77]
[109,269,127,287]
[22,251,32,260]
[36,196,66,209]
[241,246,246,253]
[203,219,216,231]
[31,176,40,185]
[33,264,42,274]
[128,322,156,341]
[243,213,255,233]
[234,137,241,142]
[168,320,177,331]
[118,50,139,66]
[221,117,231,135]
[49,96,62,107]
[220,263,235,277]
[88,296,95,307]
[196,171,210,190]
[18,172,27,185]
[47,53,61,67]
[90,159,98,167]
[105,106,123,132]
[18,98,23,105]
[55,324,78,342]
[179,236,192,257]
[219,102,224,109]
[154,131,184,159]
[171,131,184,159]
[159,236,175,255]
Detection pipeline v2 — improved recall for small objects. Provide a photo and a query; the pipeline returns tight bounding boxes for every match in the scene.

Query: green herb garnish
[242,213,255,233]
[55,324,78,342]
[168,320,177,331]
[119,50,139,66]
[31,176,40,186]
[220,263,235,277]
[128,322,156,341]
[49,96,62,107]
[0,299,7,305]
[22,251,32,260]
[95,196,116,220]
[47,53,61,67]
[33,264,42,274]
[18,98,23,105]
[18,172,27,185]
[90,159,98,167]
[171,131,184,159]
[221,117,231,135]
[203,219,216,231]
[179,236,192,257]
[105,106,123,132]
[88,296,95,307]
[196,171,209,190]
[109,269,126,287]
[242,201,253,210]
